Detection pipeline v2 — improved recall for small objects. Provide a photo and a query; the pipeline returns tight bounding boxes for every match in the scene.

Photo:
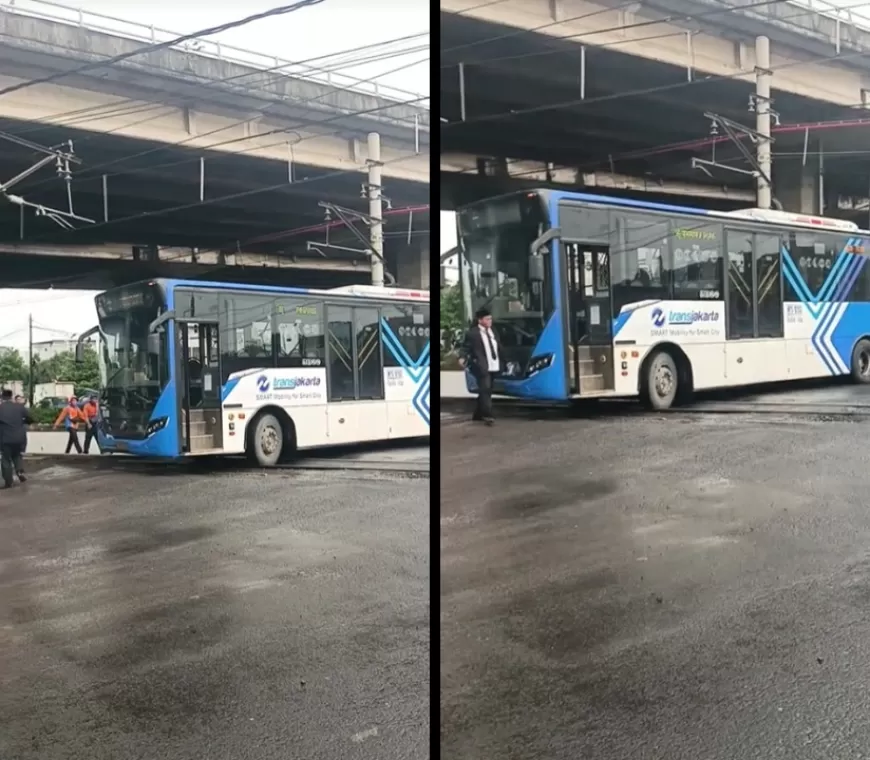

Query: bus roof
[132,279,429,302]
[484,188,870,237]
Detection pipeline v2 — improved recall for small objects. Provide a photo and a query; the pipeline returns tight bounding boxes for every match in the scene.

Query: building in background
[30,338,95,362]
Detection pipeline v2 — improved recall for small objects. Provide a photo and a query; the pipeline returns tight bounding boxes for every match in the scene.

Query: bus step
[579,374,606,391]
[189,433,217,452]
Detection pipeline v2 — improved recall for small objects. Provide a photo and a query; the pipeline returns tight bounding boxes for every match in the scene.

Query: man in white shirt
[459,307,503,425]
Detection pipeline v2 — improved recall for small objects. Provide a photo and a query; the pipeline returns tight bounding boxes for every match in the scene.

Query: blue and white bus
[456,189,870,409]
[77,279,430,465]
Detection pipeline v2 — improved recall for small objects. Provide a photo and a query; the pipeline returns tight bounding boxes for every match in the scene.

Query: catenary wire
[0,0,328,100]
[440,0,795,67]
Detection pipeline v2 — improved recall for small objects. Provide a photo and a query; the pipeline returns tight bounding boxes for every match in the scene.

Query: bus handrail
[75,325,99,362]
[529,227,561,255]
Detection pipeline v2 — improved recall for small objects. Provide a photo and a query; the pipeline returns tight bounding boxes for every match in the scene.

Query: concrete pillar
[774,155,821,215]
[396,239,430,290]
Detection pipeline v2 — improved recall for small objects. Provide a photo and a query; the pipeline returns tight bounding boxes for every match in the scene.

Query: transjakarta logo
[256,374,322,393]
[651,307,719,327]
[273,377,321,390]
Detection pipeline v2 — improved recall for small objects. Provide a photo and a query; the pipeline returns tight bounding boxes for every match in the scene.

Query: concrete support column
[774,154,821,215]
[396,238,430,290]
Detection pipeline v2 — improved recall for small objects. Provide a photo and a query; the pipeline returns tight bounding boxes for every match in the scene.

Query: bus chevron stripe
[412,371,430,426]
[380,318,430,425]
[804,243,866,375]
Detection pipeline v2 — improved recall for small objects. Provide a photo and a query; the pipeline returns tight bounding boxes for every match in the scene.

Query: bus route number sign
[786,303,804,324]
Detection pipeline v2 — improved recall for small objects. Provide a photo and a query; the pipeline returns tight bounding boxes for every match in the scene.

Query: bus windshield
[94,283,167,439]
[456,193,552,370]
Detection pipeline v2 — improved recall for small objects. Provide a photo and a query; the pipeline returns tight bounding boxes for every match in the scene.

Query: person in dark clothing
[82,395,100,454]
[460,307,503,425]
[0,389,32,488]
[14,395,27,456]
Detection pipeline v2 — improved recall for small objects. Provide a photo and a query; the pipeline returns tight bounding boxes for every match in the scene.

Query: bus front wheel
[642,350,679,410]
[851,339,870,383]
[248,412,284,467]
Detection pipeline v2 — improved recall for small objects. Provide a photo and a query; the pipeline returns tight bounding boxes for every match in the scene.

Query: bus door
[176,320,223,454]
[565,243,615,394]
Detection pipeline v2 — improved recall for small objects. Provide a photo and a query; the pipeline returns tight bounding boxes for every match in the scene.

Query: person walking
[14,395,27,458]
[54,397,86,454]
[0,389,32,487]
[460,307,503,426]
[82,395,100,454]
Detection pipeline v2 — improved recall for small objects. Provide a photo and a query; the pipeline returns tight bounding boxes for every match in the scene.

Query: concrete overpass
[0,0,431,288]
[440,0,870,220]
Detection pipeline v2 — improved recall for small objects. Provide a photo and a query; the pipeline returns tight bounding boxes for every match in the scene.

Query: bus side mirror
[528,255,545,283]
[147,333,161,355]
[75,343,84,363]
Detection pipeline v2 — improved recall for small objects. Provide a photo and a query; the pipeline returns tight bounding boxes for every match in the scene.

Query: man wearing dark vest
[0,389,32,487]
[460,307,503,426]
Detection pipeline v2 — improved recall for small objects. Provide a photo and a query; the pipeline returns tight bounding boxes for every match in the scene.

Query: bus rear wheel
[642,350,679,410]
[851,339,870,383]
[248,412,284,467]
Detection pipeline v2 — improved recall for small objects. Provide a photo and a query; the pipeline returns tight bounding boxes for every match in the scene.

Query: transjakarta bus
[76,279,430,465]
[457,190,870,409]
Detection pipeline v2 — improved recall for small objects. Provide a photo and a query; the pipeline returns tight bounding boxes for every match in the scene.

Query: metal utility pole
[27,313,33,406]
[367,132,384,287]
[755,35,772,209]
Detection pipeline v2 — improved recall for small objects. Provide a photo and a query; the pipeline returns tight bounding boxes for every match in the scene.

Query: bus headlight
[146,417,168,437]
[526,353,554,376]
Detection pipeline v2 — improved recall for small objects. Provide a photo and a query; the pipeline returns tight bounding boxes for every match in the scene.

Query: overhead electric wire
[0,198,431,298]
[0,0,328,100]
[458,0,870,72]
[441,0,795,68]
[0,34,430,141]
[444,29,870,128]
[442,0,641,55]
[454,0,513,15]
[12,54,429,199]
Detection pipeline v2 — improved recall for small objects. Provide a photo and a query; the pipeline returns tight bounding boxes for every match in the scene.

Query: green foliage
[0,347,26,383]
[32,348,100,395]
[440,285,466,367]
[440,285,463,334]
[28,406,58,425]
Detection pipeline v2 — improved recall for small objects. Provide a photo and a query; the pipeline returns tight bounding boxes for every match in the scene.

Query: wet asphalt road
[0,460,429,759]
[441,397,870,759]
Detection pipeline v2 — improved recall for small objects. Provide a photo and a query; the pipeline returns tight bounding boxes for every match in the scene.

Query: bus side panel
[96,383,181,457]
[830,302,870,375]
[96,307,182,458]
[384,367,430,438]
[496,208,569,401]
[610,300,727,392]
[496,311,568,400]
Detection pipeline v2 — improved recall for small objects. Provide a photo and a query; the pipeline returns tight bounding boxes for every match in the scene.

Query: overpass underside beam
[442,154,755,203]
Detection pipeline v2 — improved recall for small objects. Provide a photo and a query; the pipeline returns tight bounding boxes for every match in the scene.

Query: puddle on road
[27,465,82,481]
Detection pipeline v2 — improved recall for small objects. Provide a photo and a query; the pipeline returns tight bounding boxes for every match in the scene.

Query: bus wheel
[249,413,283,467]
[851,339,870,383]
[643,350,679,410]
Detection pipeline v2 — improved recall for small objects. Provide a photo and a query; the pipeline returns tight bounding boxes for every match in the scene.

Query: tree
[0,348,26,384]
[32,349,100,393]
[440,285,465,366]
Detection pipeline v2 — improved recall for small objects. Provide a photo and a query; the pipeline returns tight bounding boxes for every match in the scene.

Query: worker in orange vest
[53,397,87,454]
[82,395,100,454]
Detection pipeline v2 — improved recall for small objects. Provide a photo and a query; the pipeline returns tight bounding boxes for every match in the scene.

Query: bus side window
[218,294,275,380]
[275,298,325,368]
[755,233,783,338]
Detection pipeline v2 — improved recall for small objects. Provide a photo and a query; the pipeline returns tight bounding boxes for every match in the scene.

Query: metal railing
[0,0,429,107]
[789,0,870,32]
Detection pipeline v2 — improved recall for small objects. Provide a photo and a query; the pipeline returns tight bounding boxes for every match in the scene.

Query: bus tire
[642,350,679,410]
[248,412,284,467]
[851,339,870,383]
